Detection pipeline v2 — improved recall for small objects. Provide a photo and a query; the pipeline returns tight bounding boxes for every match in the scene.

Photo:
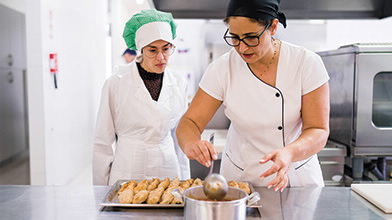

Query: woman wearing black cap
[177,0,330,191]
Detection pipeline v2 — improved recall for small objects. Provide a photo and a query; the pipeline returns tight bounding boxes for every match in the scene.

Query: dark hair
[223,16,272,27]
[123,48,137,56]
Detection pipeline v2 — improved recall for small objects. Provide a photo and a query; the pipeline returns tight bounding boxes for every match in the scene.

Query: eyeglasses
[142,44,175,58]
[223,23,271,47]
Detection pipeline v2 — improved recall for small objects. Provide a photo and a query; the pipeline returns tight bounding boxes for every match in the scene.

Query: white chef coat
[93,61,190,185]
[199,41,329,187]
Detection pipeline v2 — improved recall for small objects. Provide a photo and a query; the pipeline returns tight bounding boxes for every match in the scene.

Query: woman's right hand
[183,140,218,167]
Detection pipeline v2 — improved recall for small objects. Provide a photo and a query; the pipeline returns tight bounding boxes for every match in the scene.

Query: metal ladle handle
[208,132,215,175]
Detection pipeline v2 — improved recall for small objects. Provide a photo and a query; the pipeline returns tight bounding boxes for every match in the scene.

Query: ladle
[203,133,228,200]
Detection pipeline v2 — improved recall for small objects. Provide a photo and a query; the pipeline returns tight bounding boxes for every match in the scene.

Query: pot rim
[183,186,248,204]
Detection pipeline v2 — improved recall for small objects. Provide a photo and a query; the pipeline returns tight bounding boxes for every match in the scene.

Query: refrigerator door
[0,68,28,163]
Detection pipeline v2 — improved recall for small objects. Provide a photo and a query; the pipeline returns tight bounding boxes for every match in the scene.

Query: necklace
[262,38,278,75]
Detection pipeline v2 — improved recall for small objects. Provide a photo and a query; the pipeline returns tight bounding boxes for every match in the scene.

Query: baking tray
[100,179,261,208]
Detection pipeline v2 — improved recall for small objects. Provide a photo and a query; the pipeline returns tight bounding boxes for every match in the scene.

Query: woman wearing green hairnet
[93,9,190,185]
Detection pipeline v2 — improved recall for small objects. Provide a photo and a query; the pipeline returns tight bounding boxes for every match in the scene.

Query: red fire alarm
[49,53,58,88]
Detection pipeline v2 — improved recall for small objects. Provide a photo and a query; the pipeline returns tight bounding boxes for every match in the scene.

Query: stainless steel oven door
[355,53,392,150]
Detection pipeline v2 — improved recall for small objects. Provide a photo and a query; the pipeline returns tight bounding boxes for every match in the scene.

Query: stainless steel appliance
[318,142,346,186]
[172,186,260,220]
[318,43,392,181]
[0,4,29,165]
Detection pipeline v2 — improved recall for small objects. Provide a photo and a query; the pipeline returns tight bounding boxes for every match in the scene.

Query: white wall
[278,18,392,52]
[276,20,328,52]
[325,17,392,51]
[26,0,107,185]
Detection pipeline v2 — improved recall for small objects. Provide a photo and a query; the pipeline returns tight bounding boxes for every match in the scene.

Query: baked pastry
[116,177,226,204]
[180,179,193,189]
[132,190,149,204]
[147,187,165,204]
[118,180,138,203]
[168,177,180,188]
[191,178,203,187]
[160,187,175,204]
[134,179,149,194]
[147,178,160,191]
[118,180,137,195]
[238,182,251,194]
[118,188,134,204]
[157,177,170,189]
[228,180,239,188]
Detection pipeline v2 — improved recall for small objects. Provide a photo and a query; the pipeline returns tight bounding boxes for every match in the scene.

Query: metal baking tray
[100,179,261,208]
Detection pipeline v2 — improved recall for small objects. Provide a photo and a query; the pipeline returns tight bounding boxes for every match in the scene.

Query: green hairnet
[123,9,177,50]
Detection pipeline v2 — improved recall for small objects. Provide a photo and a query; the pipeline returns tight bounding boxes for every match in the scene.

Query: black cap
[226,0,287,28]
[123,48,137,56]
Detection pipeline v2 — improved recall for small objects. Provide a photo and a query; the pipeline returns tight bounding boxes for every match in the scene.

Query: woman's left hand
[259,148,293,192]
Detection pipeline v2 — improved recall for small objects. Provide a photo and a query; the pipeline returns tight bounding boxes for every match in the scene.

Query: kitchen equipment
[0,4,28,166]
[101,179,260,209]
[101,179,183,208]
[351,184,392,213]
[172,186,260,220]
[205,133,215,176]
[203,174,228,200]
[203,133,228,200]
[318,142,347,186]
[318,43,392,180]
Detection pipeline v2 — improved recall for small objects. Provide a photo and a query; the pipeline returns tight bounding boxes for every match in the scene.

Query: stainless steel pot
[173,186,260,220]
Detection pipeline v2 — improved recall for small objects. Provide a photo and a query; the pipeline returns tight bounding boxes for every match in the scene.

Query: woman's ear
[270,18,280,35]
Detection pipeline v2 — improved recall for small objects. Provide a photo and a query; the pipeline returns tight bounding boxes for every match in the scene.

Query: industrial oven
[318,43,392,181]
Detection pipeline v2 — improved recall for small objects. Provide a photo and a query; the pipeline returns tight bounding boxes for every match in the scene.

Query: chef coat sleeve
[198,60,225,101]
[172,74,191,179]
[301,52,330,95]
[172,124,191,180]
[93,78,116,185]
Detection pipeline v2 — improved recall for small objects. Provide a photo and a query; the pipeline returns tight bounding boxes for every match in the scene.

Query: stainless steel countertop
[0,185,391,220]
